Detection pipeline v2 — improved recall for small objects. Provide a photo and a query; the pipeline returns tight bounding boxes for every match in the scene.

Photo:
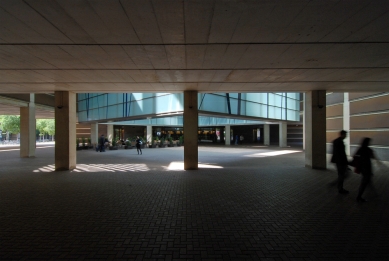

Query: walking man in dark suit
[331,130,349,194]
[99,134,105,152]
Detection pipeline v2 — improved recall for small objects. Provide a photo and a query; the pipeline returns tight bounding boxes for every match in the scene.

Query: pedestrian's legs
[357,174,371,200]
[336,163,347,192]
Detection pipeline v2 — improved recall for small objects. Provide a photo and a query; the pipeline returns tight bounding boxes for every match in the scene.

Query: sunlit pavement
[0,145,388,260]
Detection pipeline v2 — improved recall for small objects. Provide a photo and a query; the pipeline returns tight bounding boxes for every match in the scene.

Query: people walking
[331,130,349,194]
[136,136,142,155]
[99,134,105,152]
[354,138,376,202]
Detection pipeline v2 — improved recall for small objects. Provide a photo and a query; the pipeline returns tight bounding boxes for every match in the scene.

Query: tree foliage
[44,120,55,136]
[0,115,20,134]
[36,119,55,137]
[36,119,47,135]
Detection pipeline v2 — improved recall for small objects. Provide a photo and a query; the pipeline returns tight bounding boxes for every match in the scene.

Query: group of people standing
[331,130,376,202]
[97,134,143,155]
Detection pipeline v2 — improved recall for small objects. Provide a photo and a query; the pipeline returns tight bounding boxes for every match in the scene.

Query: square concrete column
[184,91,198,170]
[147,125,152,144]
[55,91,76,170]
[303,93,306,150]
[264,124,270,145]
[225,125,231,145]
[304,90,326,169]
[107,124,113,143]
[20,94,36,158]
[343,93,350,155]
[90,123,98,147]
[279,122,287,147]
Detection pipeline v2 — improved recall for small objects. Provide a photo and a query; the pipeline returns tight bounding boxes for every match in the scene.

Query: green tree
[44,119,55,140]
[36,119,55,141]
[1,115,20,134]
[36,119,47,141]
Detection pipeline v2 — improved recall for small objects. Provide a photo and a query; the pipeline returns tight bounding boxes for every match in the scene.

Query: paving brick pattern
[0,145,388,260]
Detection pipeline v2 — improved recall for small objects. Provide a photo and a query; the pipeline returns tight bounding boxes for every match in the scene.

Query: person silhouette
[354,138,376,202]
[136,136,142,155]
[99,134,105,152]
[331,130,349,194]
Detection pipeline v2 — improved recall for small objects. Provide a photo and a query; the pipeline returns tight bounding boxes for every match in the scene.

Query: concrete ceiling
[0,0,388,94]
[0,94,55,118]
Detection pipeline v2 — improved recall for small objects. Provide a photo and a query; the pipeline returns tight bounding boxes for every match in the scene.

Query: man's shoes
[357,197,367,202]
[339,189,349,195]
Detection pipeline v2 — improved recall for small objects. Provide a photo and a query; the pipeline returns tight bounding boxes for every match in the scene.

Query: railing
[1,140,20,145]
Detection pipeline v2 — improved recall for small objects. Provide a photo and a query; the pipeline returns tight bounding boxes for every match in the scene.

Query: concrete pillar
[225,125,231,145]
[20,94,36,158]
[304,90,326,169]
[279,122,287,147]
[90,123,98,147]
[264,124,270,145]
[303,93,306,150]
[107,124,113,143]
[55,91,76,170]
[147,125,152,145]
[184,91,198,170]
[343,93,350,156]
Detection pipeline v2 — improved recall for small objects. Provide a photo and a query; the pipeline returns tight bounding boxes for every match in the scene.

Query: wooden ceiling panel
[99,46,138,69]
[218,45,250,69]
[208,1,245,43]
[180,70,203,82]
[55,0,115,44]
[32,70,69,83]
[78,46,112,69]
[184,0,214,43]
[0,7,46,43]
[202,45,228,69]
[153,0,185,44]
[87,0,140,44]
[185,45,206,69]
[109,70,136,83]
[0,0,388,94]
[144,45,169,69]
[57,45,100,69]
[0,0,70,44]
[165,45,186,69]
[280,2,337,43]
[0,46,56,69]
[122,46,154,69]
[342,68,389,82]
[318,0,382,42]
[24,0,96,43]
[211,70,232,83]
[120,0,163,44]
[230,2,276,43]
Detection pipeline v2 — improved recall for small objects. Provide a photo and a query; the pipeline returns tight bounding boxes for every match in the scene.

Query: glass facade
[77,92,300,124]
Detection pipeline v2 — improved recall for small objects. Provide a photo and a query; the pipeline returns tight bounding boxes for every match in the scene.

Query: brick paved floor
[0,145,388,260]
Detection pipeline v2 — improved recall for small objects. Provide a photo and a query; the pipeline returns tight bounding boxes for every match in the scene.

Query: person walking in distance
[354,138,376,202]
[331,130,349,194]
[136,136,142,155]
[99,134,105,152]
